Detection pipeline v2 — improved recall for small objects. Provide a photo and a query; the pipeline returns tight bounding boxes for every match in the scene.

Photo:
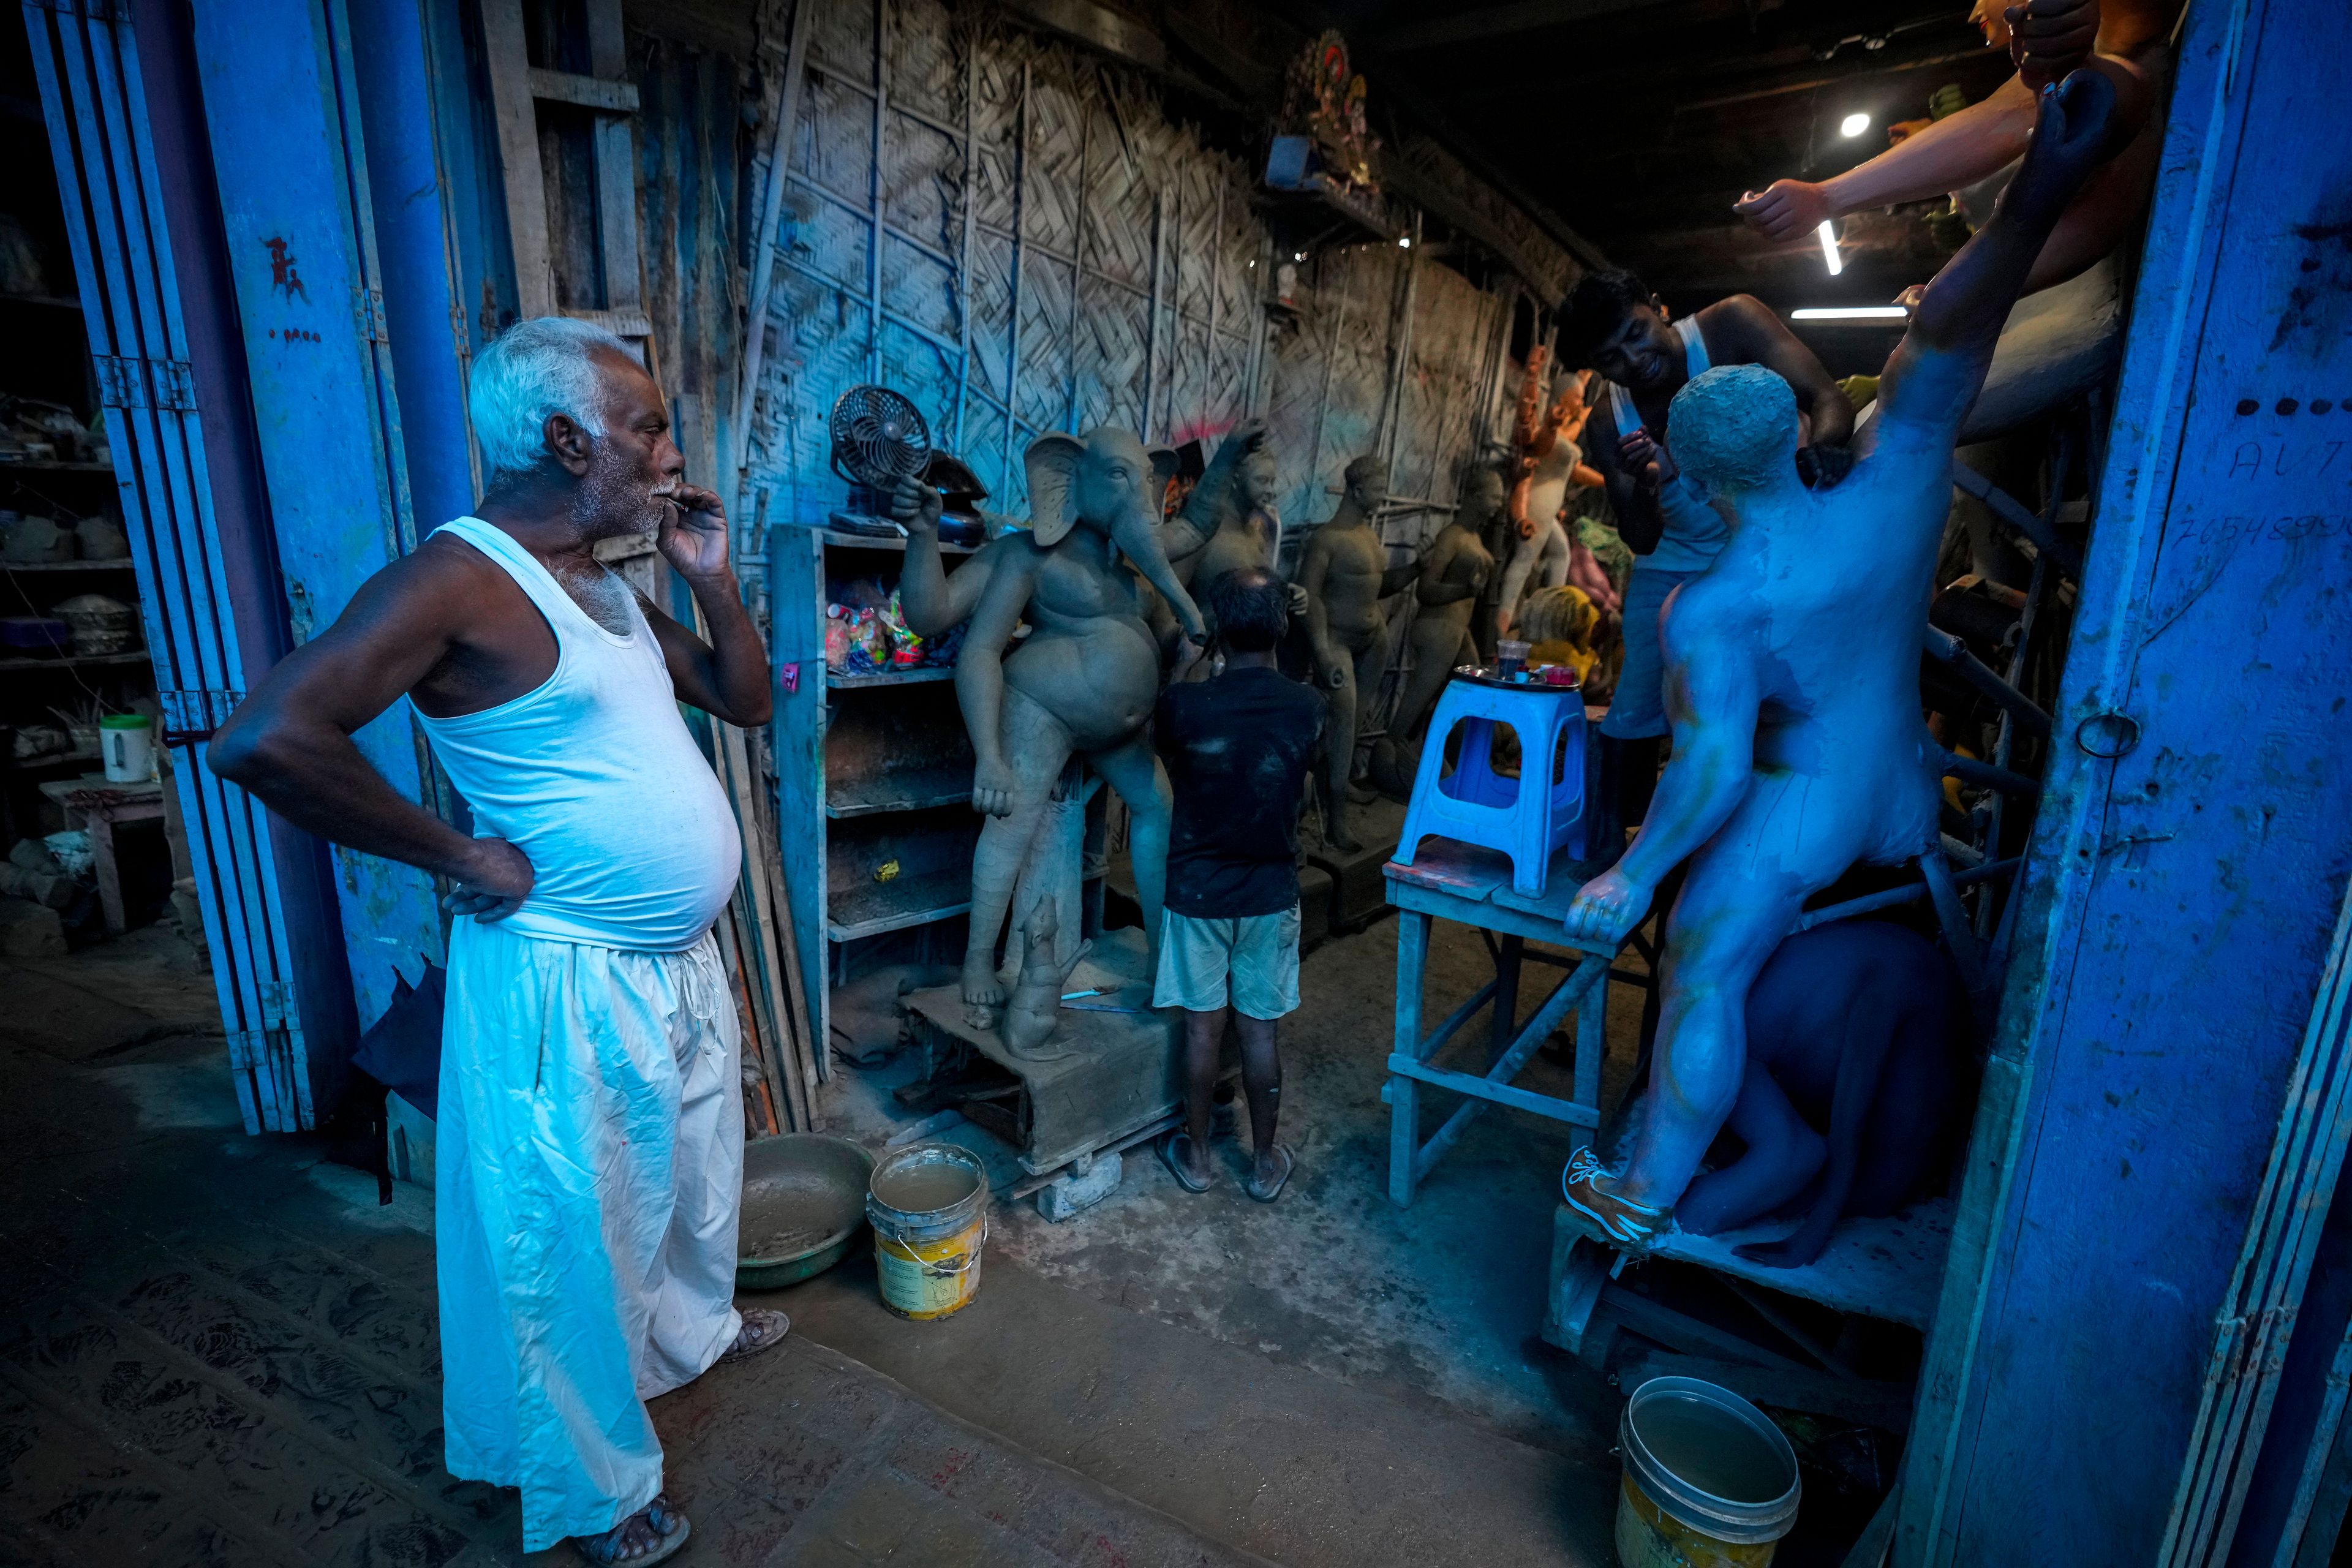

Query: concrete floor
[810,914,1654,1565]
[0,905,1879,1567]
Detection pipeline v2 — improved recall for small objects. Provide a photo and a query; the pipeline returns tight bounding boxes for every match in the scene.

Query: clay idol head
[1667,364,1801,499]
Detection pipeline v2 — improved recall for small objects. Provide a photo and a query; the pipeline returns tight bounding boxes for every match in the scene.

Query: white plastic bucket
[100,712,154,783]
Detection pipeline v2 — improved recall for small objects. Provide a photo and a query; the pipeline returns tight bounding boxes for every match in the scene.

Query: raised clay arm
[889,474,995,637]
[954,544,1038,816]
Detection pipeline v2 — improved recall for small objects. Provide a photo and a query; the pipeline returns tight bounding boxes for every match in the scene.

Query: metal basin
[736,1133,876,1291]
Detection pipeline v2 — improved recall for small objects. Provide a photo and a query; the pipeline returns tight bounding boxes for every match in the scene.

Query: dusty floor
[0,932,1274,1567]
[0,905,1868,1567]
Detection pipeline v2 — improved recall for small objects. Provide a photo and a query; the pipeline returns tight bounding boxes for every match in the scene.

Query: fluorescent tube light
[1790,306,1910,321]
[1817,220,1842,276]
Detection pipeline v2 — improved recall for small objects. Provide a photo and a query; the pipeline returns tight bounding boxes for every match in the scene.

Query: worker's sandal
[1561,1147,1668,1257]
[576,1494,690,1566]
[718,1307,791,1365]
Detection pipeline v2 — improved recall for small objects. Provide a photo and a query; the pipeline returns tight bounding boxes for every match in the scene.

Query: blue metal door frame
[185,0,449,1049]
[1899,0,2352,1559]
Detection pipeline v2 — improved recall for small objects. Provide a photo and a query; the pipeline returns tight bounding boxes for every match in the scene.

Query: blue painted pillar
[186,0,445,1027]
[1898,0,2352,1560]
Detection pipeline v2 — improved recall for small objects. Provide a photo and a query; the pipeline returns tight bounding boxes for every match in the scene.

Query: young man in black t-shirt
[1153,568,1325,1201]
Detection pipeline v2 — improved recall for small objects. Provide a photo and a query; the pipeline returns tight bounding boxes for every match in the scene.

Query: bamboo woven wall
[735,0,1515,538]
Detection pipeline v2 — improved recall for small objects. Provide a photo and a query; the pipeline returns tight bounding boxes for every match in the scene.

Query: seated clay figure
[1559,69,2126,1253]
[1673,920,1968,1268]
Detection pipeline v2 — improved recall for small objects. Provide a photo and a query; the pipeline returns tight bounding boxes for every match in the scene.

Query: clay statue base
[903,926,1226,1177]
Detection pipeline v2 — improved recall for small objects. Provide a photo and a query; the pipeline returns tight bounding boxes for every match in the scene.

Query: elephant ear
[1024,434,1085,546]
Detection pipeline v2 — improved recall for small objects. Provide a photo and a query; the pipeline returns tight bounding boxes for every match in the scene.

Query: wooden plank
[728,0,813,513]
[1384,1054,1599,1128]
[525,66,639,113]
[1389,908,1428,1205]
[477,0,553,317]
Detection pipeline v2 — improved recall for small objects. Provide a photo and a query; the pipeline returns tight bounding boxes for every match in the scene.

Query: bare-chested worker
[1297,454,1422,850]
[1562,271,1853,824]
[1558,67,2124,1251]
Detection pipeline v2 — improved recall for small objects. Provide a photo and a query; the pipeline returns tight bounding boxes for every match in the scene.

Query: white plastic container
[100,712,154,783]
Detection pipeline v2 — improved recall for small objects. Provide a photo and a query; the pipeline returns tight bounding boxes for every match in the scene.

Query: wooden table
[1381,836,1628,1207]
[40,773,165,934]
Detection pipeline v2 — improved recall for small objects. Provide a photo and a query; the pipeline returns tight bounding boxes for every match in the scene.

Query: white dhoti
[435,918,745,1551]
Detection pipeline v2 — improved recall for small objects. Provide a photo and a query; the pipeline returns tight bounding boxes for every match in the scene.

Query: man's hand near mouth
[657,483,733,582]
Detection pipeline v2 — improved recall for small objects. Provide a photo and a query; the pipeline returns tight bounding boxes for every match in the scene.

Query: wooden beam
[526,66,640,113]
[478,0,554,317]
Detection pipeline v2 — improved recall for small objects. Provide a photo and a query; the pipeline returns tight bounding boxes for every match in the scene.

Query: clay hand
[2010,68,2124,222]
[657,484,730,579]
[1287,582,1311,619]
[972,758,1017,817]
[2004,0,2100,91]
[1733,179,1831,243]
[1563,867,1651,946]
[888,472,942,535]
[444,837,533,922]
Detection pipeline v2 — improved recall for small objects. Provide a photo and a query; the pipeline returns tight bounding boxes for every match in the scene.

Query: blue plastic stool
[1394,677,1588,895]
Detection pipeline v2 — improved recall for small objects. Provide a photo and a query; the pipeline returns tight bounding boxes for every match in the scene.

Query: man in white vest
[212,317,779,1566]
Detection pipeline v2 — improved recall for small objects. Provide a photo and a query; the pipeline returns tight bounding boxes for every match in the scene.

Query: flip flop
[717,1308,790,1365]
[1245,1145,1295,1204]
[1159,1131,1212,1193]
[576,1496,691,1566]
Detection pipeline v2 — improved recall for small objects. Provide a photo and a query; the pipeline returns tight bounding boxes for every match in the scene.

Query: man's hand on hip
[658,484,733,581]
[443,837,533,922]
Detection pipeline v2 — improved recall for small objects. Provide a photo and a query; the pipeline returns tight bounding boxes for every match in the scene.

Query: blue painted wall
[1899,1,2352,1559]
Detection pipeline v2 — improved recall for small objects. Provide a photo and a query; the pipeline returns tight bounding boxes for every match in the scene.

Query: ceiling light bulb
[1840,111,1871,138]
[1817,219,1843,276]
[1294,251,1306,262]
[1398,236,1412,248]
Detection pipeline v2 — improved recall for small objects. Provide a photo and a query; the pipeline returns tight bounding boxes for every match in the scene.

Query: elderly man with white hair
[211,316,780,1564]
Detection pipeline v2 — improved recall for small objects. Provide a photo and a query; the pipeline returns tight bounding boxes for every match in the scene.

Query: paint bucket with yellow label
[865,1142,988,1321]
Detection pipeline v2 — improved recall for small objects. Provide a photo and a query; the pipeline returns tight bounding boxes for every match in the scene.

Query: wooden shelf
[0,460,113,473]
[816,526,981,556]
[1,558,134,572]
[0,649,148,671]
[825,764,973,819]
[824,866,971,941]
[826,665,955,688]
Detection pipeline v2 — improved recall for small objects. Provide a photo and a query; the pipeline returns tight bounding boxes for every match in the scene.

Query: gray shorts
[1153,905,1302,1019]
[1599,565,1703,741]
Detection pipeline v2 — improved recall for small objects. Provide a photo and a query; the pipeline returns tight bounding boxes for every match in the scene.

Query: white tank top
[416,516,741,952]
[1607,315,1731,574]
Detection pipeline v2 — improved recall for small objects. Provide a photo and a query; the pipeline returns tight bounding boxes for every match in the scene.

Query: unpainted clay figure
[1295,453,1419,850]
[1558,69,2126,1253]
[954,428,1207,1015]
[1000,900,1091,1060]
[1185,426,1284,604]
[1673,919,1967,1267]
[1385,464,1500,753]
[1498,352,1607,639]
